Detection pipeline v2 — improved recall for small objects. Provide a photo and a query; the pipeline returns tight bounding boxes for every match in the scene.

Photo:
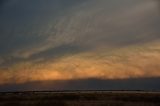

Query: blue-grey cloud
[0,0,159,63]
[1,78,160,92]
[0,0,160,90]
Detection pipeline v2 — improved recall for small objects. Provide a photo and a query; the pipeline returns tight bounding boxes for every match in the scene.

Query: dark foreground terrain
[0,91,160,106]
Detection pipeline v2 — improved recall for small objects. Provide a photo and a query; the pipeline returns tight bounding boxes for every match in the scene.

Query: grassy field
[0,91,160,106]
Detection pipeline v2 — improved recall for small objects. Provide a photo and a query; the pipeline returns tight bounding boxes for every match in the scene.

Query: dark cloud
[0,77,160,92]
[0,0,160,62]
[30,43,89,63]
[0,43,88,68]
[0,0,87,54]
[0,0,160,91]
[0,0,8,5]
[0,0,89,65]
[0,0,5,5]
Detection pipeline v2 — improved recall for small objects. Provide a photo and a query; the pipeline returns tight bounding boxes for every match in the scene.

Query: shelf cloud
[0,0,160,90]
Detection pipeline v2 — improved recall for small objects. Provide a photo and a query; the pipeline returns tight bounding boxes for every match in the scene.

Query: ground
[0,91,160,106]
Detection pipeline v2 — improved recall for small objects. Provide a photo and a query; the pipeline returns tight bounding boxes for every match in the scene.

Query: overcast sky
[0,0,160,91]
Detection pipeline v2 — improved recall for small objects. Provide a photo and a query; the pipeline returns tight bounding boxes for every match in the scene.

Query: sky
[0,0,160,91]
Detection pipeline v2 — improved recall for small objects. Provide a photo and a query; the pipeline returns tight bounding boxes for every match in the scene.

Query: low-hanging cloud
[0,0,160,88]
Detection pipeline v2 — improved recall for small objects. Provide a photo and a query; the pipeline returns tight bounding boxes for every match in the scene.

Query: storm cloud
[0,0,160,91]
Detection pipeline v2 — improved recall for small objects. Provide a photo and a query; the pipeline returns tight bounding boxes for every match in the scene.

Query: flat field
[0,91,160,106]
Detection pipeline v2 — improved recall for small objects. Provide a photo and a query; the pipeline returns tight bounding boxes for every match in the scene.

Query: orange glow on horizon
[1,43,160,85]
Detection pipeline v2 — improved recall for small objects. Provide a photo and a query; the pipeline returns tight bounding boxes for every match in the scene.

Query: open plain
[0,91,160,106]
